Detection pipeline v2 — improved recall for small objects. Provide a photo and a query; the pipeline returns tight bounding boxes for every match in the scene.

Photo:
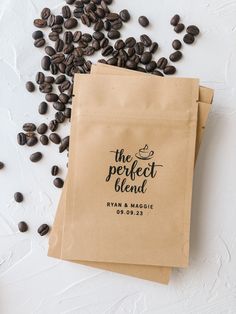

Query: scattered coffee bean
[23,123,36,132]
[183,33,195,44]
[169,51,182,62]
[38,102,48,115]
[40,135,49,145]
[49,133,61,144]
[186,25,200,36]
[34,38,46,48]
[30,152,43,162]
[17,132,27,145]
[37,224,50,236]
[170,14,180,26]
[32,30,44,40]
[18,221,28,232]
[174,23,185,33]
[146,61,157,72]
[59,136,70,153]
[106,13,120,21]
[49,120,58,132]
[140,52,152,64]
[138,16,149,27]
[46,93,59,102]
[55,111,66,123]
[172,39,182,50]
[0,162,4,169]
[34,19,47,28]
[51,165,59,176]
[119,9,130,22]
[149,42,158,54]
[25,81,35,92]
[108,30,120,40]
[157,57,168,70]
[26,136,38,147]
[37,123,48,135]
[41,8,51,20]
[14,192,23,203]
[140,34,152,47]
[41,56,51,71]
[64,18,78,29]
[152,69,164,76]
[64,108,71,119]
[164,65,176,75]
[53,177,64,188]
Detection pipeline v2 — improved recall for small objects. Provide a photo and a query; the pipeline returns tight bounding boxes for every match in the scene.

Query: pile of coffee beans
[15,0,200,234]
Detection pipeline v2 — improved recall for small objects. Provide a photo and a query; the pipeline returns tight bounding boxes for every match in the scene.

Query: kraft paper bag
[60,74,199,267]
[48,65,213,283]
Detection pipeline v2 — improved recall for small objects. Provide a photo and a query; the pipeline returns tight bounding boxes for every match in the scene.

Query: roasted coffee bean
[14,192,23,203]
[51,165,59,176]
[46,93,58,102]
[30,152,43,162]
[169,51,182,62]
[41,56,51,71]
[63,32,73,45]
[45,46,56,56]
[34,19,47,28]
[37,123,48,135]
[101,0,110,13]
[49,120,58,132]
[41,8,51,20]
[138,16,149,27]
[45,76,55,84]
[55,111,65,123]
[58,63,66,73]
[140,34,152,47]
[26,136,38,147]
[59,136,70,153]
[35,72,45,84]
[187,25,200,36]
[81,14,91,27]
[111,19,123,30]
[55,75,66,84]
[134,42,144,55]
[82,33,92,43]
[66,0,75,4]
[49,133,61,144]
[146,61,157,72]
[100,37,109,48]
[17,132,27,145]
[23,123,36,132]
[38,102,48,115]
[104,20,111,31]
[84,46,95,56]
[172,39,182,50]
[102,45,113,56]
[92,39,100,50]
[40,135,49,145]
[18,221,28,232]
[52,24,63,33]
[25,81,35,92]
[93,31,104,41]
[51,53,65,64]
[164,65,176,75]
[0,162,4,169]
[96,7,106,18]
[106,13,119,21]
[170,14,180,26]
[64,108,71,119]
[114,39,125,50]
[119,9,130,22]
[152,69,164,76]
[125,37,136,48]
[32,30,44,40]
[126,47,134,58]
[34,38,46,48]
[63,44,74,54]
[38,224,50,236]
[126,60,137,70]
[50,63,59,75]
[39,82,52,93]
[174,23,185,33]
[108,30,120,40]
[55,15,64,25]
[64,18,78,29]
[49,31,59,42]
[149,42,158,54]
[157,57,168,70]
[183,33,195,44]
[107,57,118,65]
[94,20,104,31]
[137,65,145,72]
[47,14,56,27]
[140,51,152,64]
[53,102,65,111]
[60,80,71,92]
[53,177,64,188]
[59,93,70,104]
[62,5,71,18]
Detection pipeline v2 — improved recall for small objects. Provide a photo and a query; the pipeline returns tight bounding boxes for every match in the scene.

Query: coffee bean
[53,102,65,111]
[108,30,120,40]
[157,57,168,69]
[111,19,123,30]
[174,23,185,33]
[138,16,149,27]
[17,132,27,145]
[34,19,47,28]
[49,120,58,132]
[18,221,28,232]
[187,25,200,36]
[52,25,63,33]
[140,51,152,64]
[45,76,55,84]
[26,136,38,147]
[96,7,106,19]
[25,81,35,92]
[49,133,61,144]
[55,15,64,25]
[62,5,71,18]
[149,42,158,54]
[47,15,56,27]
[104,20,111,31]
[152,69,164,76]
[37,123,48,135]
[64,18,78,29]
[45,46,56,56]
[119,9,130,22]
[164,66,176,75]
[126,60,137,70]
[55,39,64,52]
[170,14,180,26]
[23,123,36,132]
[39,82,52,93]
[34,38,46,48]
[32,30,44,40]
[93,31,104,41]
[35,72,45,85]
[183,34,195,44]
[51,53,65,64]
[93,20,103,32]
[102,45,113,56]
[125,37,136,48]
[59,136,70,153]
[41,8,51,20]
[38,102,48,115]
[92,39,101,50]
[14,192,23,203]
[46,93,58,102]
[64,108,71,119]
[169,51,182,62]
[49,31,59,42]
[114,39,125,50]
[81,14,91,27]
[140,34,152,47]
[53,177,64,188]
[134,42,144,55]
[66,0,75,4]
[0,162,4,169]
[60,80,71,92]
[172,39,182,50]
[55,111,65,123]
[41,56,51,71]
[106,13,119,21]
[50,63,58,75]
[40,135,49,145]
[51,165,59,176]
[146,61,157,72]
[38,224,50,236]
[55,75,66,84]
[30,152,43,162]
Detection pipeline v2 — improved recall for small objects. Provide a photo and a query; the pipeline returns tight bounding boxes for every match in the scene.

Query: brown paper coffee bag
[60,74,199,267]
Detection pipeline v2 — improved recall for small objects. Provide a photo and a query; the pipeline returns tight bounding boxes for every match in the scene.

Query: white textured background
[0,0,236,313]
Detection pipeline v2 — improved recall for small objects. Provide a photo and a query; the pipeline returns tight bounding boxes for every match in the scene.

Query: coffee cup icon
[135,145,154,160]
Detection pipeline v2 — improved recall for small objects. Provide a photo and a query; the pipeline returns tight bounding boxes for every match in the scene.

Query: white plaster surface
[0,0,236,313]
